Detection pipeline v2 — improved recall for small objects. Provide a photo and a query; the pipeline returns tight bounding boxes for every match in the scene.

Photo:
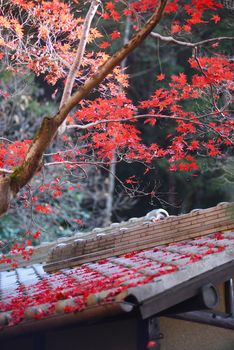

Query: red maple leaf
[99,41,110,49]
[211,15,220,23]
[110,31,120,40]
[105,2,115,11]
[110,10,120,21]
[156,73,165,81]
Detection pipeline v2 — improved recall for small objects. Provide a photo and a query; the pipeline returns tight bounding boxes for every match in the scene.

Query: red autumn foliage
[0,231,230,326]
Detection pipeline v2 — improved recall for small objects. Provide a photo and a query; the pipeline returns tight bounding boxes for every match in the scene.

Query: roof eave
[0,301,134,340]
[127,258,234,319]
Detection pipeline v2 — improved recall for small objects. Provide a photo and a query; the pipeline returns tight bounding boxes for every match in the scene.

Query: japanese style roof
[0,203,234,338]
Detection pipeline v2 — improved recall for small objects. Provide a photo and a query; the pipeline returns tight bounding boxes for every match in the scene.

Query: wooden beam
[137,318,161,350]
[168,311,234,330]
[0,303,130,340]
[137,260,234,319]
[148,318,161,350]
[160,284,219,315]
[224,279,234,316]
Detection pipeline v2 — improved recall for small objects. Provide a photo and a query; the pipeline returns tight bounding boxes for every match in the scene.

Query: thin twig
[193,48,221,115]
[0,137,14,143]
[67,114,176,129]
[68,113,233,144]
[0,168,13,174]
[150,32,234,48]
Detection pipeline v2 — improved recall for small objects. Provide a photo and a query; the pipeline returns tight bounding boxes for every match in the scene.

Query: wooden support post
[224,279,234,317]
[137,317,161,350]
[168,311,234,330]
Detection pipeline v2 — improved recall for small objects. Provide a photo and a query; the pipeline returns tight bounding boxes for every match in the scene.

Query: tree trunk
[104,15,132,227]
[103,151,116,227]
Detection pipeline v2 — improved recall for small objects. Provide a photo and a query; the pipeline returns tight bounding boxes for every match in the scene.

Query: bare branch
[0,168,13,174]
[44,160,116,167]
[55,0,168,125]
[0,137,14,143]
[103,150,116,227]
[67,113,233,144]
[67,114,176,130]
[150,32,234,48]
[58,0,100,135]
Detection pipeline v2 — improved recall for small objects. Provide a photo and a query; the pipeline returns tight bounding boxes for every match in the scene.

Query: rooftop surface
[0,203,233,338]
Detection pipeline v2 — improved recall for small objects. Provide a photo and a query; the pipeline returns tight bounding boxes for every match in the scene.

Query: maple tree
[0,0,233,263]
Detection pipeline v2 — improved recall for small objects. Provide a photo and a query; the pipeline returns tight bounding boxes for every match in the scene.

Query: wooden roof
[0,203,233,338]
[45,202,234,272]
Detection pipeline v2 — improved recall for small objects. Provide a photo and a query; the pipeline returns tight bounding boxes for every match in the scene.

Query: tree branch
[150,32,234,48]
[0,137,14,143]
[58,0,100,135]
[68,113,233,144]
[67,113,175,129]
[0,168,13,174]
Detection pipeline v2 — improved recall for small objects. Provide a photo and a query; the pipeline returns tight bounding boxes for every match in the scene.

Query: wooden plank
[168,311,234,330]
